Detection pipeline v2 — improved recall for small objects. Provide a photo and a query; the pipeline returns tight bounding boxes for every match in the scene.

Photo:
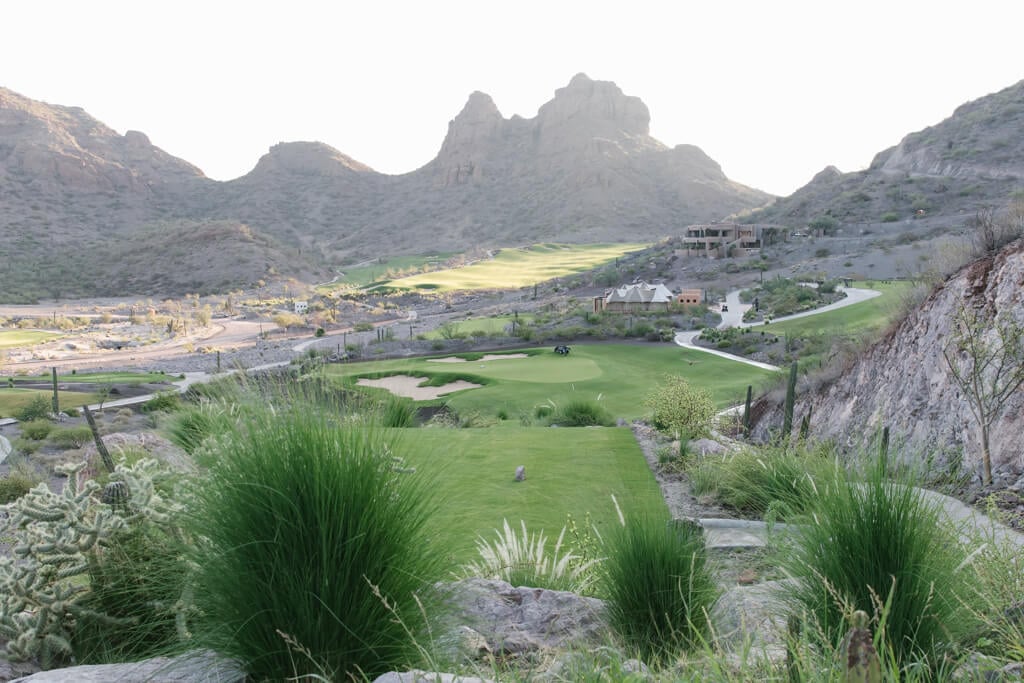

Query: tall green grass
[602,515,718,662]
[689,443,836,518]
[553,398,614,427]
[186,400,444,680]
[780,457,978,674]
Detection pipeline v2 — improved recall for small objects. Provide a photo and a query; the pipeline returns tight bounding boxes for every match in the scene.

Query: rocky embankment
[753,238,1024,485]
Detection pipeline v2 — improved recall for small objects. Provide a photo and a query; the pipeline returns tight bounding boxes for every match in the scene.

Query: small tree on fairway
[942,305,1024,485]
[644,375,715,439]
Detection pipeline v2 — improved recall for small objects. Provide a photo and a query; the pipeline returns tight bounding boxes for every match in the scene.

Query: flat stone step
[705,527,766,549]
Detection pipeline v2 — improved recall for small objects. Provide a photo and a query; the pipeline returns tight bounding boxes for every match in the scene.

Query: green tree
[643,375,716,439]
[942,306,1024,485]
[808,215,838,234]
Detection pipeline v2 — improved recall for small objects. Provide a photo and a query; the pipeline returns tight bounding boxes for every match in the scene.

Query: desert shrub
[881,211,900,222]
[140,391,181,413]
[0,470,39,503]
[20,419,52,441]
[186,402,443,681]
[48,425,93,449]
[644,375,715,439]
[15,395,51,423]
[602,515,717,661]
[780,456,978,673]
[689,444,834,518]
[459,519,599,595]
[554,399,613,427]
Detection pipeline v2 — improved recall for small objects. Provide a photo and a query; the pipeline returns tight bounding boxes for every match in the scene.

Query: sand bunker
[428,353,529,363]
[356,375,481,400]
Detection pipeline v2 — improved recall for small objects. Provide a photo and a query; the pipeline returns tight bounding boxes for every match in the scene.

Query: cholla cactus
[0,458,184,668]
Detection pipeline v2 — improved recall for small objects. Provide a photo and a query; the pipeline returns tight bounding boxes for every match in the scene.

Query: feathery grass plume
[459,519,601,595]
[602,514,718,662]
[186,392,444,681]
[779,454,979,674]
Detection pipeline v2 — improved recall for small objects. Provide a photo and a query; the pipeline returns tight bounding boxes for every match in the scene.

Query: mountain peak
[538,73,651,140]
[250,141,375,177]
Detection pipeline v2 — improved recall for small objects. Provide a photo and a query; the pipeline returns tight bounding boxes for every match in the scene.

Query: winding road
[674,286,882,372]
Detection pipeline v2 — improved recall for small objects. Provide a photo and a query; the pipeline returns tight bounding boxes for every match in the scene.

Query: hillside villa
[680,222,780,258]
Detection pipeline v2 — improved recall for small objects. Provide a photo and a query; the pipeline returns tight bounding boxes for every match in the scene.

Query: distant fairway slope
[368,243,647,292]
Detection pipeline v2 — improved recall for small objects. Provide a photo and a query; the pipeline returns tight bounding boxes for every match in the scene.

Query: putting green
[466,355,603,383]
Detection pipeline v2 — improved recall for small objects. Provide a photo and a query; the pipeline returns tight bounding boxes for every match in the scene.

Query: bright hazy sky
[4,0,1022,196]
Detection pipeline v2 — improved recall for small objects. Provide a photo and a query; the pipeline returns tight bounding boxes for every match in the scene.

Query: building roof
[605,282,674,304]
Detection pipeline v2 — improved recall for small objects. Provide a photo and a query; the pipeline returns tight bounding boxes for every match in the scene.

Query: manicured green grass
[329,344,775,420]
[0,330,62,349]
[423,314,535,339]
[0,389,97,417]
[320,253,457,290]
[368,243,647,292]
[404,425,668,564]
[750,280,913,338]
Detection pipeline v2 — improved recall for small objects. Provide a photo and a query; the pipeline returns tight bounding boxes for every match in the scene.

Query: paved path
[674,286,883,372]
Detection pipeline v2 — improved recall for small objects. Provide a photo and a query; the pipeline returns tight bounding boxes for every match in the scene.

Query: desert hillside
[747,79,1024,227]
[0,75,770,301]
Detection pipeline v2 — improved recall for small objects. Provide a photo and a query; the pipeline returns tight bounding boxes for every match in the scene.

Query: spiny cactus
[0,458,184,668]
[782,361,798,439]
[842,610,880,683]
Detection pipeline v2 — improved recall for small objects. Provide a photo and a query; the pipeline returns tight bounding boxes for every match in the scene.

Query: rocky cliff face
[752,239,1024,482]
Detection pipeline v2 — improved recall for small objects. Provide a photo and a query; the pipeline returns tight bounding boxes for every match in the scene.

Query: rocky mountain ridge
[747,79,1024,227]
[0,75,769,300]
[752,238,1024,483]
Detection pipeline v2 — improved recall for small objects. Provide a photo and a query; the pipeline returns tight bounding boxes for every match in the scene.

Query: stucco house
[595,282,676,313]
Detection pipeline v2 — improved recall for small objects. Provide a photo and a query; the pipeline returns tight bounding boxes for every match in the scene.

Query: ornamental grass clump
[689,443,835,518]
[602,515,718,662]
[554,398,614,427]
[459,519,601,595]
[780,456,979,674]
[187,401,443,681]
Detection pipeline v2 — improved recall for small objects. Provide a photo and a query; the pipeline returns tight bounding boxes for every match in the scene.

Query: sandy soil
[356,375,481,400]
[427,353,529,363]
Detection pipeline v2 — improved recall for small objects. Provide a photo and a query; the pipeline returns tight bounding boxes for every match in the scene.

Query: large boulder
[439,578,608,656]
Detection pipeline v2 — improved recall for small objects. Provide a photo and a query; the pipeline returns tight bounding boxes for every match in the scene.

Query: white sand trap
[357,375,481,400]
[428,353,529,363]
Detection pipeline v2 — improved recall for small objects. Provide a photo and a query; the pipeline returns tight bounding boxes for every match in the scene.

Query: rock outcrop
[752,238,1024,482]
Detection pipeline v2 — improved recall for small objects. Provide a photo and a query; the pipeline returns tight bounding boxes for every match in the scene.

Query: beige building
[594,282,701,313]
[681,223,774,258]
